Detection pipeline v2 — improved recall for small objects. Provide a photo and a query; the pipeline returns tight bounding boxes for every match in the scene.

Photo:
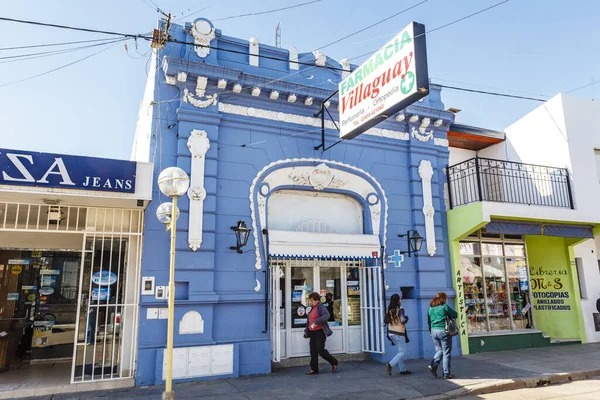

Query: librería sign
[0,148,137,193]
[338,22,429,140]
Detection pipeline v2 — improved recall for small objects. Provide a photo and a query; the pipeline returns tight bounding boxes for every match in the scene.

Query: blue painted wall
[136,18,456,386]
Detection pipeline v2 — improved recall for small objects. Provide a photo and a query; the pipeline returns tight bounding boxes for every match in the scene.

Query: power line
[0,16,146,39]
[437,84,545,102]
[0,39,127,88]
[432,77,551,99]
[0,38,120,51]
[315,0,429,51]
[0,38,123,63]
[175,5,213,23]
[566,78,600,94]
[212,0,323,21]
[347,0,511,62]
[0,3,544,103]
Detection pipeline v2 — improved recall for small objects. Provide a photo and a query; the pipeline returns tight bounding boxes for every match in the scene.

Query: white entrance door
[270,258,365,359]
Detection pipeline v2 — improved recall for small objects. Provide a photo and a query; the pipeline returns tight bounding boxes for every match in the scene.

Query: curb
[413,369,600,399]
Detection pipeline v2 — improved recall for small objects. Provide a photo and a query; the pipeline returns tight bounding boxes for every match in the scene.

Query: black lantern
[230,220,251,254]
[398,230,423,257]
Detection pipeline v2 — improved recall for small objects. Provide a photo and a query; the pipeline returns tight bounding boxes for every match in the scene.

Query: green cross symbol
[400,72,415,94]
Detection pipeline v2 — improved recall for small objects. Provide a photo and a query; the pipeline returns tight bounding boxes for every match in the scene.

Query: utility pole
[151,10,172,49]
[275,22,281,48]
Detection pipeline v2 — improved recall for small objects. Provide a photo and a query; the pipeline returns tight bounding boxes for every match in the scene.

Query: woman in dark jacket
[304,292,338,375]
[427,292,458,379]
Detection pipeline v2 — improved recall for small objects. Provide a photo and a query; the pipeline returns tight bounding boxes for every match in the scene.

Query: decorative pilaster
[418,160,436,256]
[187,130,211,251]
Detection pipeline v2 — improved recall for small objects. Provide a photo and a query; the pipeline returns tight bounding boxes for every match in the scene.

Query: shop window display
[460,231,533,333]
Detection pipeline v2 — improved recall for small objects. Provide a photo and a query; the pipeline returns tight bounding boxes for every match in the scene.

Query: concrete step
[550,338,582,346]
[272,352,370,369]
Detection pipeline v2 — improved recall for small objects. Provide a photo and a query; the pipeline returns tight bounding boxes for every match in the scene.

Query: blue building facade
[133,18,456,386]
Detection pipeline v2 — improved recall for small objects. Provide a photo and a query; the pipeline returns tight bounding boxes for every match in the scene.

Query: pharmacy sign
[338,22,429,140]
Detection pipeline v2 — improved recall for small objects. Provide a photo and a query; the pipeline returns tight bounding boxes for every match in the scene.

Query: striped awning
[268,230,381,259]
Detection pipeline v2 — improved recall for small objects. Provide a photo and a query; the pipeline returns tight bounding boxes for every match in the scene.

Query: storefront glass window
[460,231,533,334]
[346,267,361,326]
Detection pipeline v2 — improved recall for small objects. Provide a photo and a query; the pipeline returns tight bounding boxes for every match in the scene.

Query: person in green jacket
[427,292,458,379]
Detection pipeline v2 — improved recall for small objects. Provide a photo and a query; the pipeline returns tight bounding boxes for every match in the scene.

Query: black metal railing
[447,157,574,209]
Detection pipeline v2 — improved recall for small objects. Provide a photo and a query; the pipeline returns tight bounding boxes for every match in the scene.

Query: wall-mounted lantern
[230,220,251,253]
[398,230,423,257]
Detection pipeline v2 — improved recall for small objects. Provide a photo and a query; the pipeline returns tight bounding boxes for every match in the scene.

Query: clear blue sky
[1,0,598,160]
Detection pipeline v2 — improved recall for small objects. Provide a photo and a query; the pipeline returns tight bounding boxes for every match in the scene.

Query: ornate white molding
[313,50,326,67]
[254,279,261,292]
[165,75,177,85]
[418,160,436,256]
[177,72,188,82]
[191,21,216,58]
[218,102,408,141]
[187,130,211,251]
[288,163,348,191]
[411,116,434,142]
[289,47,299,71]
[249,159,388,270]
[340,58,350,79]
[434,138,449,147]
[249,38,259,66]
[196,76,208,97]
[183,88,217,109]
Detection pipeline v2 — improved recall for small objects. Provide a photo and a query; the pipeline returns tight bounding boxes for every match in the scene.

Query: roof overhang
[448,123,505,150]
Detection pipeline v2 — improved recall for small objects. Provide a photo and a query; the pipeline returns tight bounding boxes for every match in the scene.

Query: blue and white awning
[268,230,381,259]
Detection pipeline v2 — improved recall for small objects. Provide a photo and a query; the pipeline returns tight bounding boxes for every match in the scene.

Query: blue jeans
[430,329,452,376]
[389,334,407,372]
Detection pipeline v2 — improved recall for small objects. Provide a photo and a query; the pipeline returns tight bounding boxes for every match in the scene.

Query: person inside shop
[427,292,458,379]
[304,292,339,375]
[384,293,411,376]
[325,293,335,322]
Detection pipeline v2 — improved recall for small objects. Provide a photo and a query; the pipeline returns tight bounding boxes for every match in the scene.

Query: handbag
[445,314,459,336]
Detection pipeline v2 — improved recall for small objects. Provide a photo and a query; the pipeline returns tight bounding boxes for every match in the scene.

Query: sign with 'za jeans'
[0,148,136,193]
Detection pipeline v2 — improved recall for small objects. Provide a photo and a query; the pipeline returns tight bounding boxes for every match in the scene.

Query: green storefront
[447,203,591,354]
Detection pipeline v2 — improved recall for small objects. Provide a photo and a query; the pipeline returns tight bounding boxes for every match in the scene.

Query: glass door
[0,249,81,366]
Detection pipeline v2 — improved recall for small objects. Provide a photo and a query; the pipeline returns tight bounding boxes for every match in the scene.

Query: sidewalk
[20,343,600,399]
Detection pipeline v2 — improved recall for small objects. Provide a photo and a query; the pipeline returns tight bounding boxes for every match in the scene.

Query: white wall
[130,51,157,163]
[505,95,571,168]
[449,147,476,166]
[573,237,600,343]
[474,94,600,225]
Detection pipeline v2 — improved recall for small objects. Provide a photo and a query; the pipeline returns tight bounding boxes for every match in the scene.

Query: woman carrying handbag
[427,292,458,379]
[384,294,411,375]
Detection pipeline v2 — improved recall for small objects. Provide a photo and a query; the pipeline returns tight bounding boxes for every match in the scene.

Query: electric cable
[346,0,511,63]
[0,37,121,51]
[438,85,545,102]
[566,78,600,94]
[315,0,429,51]
[0,16,147,39]
[0,38,127,88]
[0,38,126,64]
[175,5,213,23]
[0,1,550,102]
[212,0,323,22]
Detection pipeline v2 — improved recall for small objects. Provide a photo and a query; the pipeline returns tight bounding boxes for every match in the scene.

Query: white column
[187,130,210,251]
[419,160,437,256]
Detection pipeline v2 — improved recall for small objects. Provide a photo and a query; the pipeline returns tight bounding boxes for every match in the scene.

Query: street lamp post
[156,167,190,400]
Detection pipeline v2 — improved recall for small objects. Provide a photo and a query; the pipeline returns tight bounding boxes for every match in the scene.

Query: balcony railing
[447,157,574,209]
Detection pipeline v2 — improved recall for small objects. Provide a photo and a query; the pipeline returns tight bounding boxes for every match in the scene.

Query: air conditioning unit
[47,206,64,225]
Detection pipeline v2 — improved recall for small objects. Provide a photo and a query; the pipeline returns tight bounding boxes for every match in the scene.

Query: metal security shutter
[359,264,384,353]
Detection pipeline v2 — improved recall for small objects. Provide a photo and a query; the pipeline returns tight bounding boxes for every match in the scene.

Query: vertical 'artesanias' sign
[338,22,429,140]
